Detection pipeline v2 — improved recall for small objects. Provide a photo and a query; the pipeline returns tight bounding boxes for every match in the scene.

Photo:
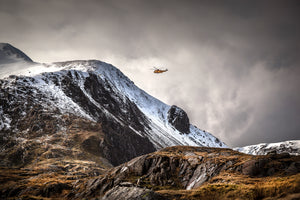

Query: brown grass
[157,173,300,200]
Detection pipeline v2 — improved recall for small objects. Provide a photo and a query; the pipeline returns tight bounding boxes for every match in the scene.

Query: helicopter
[153,67,168,74]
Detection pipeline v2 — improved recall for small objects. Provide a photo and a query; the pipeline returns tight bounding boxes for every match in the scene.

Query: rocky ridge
[1,146,299,199]
[77,146,300,200]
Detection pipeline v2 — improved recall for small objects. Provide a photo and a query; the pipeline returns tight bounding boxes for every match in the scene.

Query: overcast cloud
[0,0,299,147]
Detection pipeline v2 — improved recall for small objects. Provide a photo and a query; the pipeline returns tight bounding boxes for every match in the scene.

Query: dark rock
[285,162,299,174]
[7,186,23,197]
[100,120,156,166]
[81,135,102,156]
[242,160,259,176]
[276,152,291,159]
[167,105,190,134]
[267,150,277,155]
[242,158,269,176]
[267,167,275,176]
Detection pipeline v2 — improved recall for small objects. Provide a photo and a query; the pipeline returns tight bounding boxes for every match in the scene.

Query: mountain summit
[0,43,33,64]
[0,43,36,78]
[0,44,226,167]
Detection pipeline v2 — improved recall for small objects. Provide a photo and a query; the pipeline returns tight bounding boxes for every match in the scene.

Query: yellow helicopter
[153,67,168,74]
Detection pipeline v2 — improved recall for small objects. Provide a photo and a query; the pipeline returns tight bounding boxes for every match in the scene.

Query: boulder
[167,105,190,134]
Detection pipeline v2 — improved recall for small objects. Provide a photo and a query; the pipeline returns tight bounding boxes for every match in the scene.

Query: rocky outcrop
[78,146,300,199]
[1,146,299,199]
[167,105,190,134]
[240,152,298,177]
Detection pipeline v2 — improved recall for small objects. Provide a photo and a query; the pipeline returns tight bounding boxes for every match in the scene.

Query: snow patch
[0,108,12,130]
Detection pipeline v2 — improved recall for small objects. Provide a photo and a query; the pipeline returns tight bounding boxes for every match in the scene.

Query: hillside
[80,146,300,200]
[1,146,299,199]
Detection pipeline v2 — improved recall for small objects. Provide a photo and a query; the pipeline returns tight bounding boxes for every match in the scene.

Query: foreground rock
[1,146,299,199]
[78,146,300,199]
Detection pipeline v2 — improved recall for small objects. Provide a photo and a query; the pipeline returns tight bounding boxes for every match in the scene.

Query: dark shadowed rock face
[167,105,190,134]
[241,153,295,177]
[100,118,156,166]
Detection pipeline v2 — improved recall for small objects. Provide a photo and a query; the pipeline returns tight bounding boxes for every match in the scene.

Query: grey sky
[0,0,299,147]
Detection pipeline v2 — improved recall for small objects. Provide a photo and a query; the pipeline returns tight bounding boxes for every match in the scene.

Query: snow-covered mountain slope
[234,140,300,155]
[0,44,226,161]
[1,59,226,149]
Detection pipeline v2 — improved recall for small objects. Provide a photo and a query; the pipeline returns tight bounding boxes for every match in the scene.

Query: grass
[157,173,300,200]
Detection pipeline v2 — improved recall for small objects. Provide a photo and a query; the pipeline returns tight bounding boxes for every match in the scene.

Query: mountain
[0,43,33,64]
[0,43,36,79]
[234,140,300,156]
[0,43,226,169]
